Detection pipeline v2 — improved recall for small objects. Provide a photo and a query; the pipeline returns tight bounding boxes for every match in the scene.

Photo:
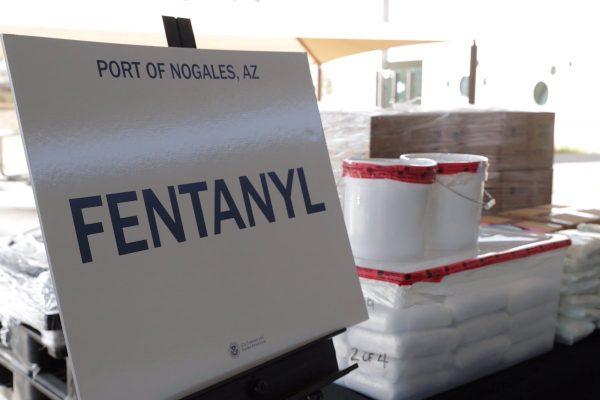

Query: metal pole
[317,64,323,101]
[468,40,477,104]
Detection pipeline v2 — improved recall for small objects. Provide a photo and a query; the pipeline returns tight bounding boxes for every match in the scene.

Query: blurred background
[1,0,599,237]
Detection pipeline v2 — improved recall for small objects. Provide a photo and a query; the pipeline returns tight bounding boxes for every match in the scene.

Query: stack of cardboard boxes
[370,110,555,212]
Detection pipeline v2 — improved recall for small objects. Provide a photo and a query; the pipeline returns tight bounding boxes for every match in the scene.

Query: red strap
[343,161,436,184]
[357,238,571,286]
[436,161,481,175]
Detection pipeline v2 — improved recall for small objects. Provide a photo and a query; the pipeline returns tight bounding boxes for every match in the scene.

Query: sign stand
[179,329,356,400]
[160,15,357,400]
[162,16,197,48]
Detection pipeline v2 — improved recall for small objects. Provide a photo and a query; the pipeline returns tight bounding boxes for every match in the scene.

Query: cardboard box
[500,205,600,229]
[480,215,565,234]
[481,215,513,225]
[484,169,553,212]
[582,208,600,217]
[370,111,554,172]
[509,220,565,233]
[499,169,553,211]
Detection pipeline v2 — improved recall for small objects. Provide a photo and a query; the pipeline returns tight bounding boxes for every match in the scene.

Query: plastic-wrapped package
[562,268,600,285]
[368,110,555,213]
[555,317,595,345]
[0,228,58,333]
[561,279,600,295]
[456,312,509,345]
[345,350,453,382]
[578,223,600,234]
[507,277,558,313]
[444,288,507,322]
[339,369,452,400]
[320,111,371,196]
[559,306,600,321]
[509,316,555,343]
[0,228,48,276]
[560,294,600,307]
[559,229,600,265]
[359,303,453,333]
[554,227,600,345]
[453,335,510,369]
[504,334,554,365]
[336,227,568,400]
[333,333,350,370]
[563,256,600,273]
[361,279,437,310]
[347,326,461,360]
[510,303,557,329]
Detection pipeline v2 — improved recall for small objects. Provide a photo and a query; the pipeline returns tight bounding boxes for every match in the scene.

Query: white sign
[2,34,366,400]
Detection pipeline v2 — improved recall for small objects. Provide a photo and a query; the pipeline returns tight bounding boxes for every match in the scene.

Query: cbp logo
[229,342,240,359]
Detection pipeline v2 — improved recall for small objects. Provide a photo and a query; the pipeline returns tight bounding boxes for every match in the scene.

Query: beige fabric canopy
[1,25,430,61]
[1,26,433,99]
[296,38,428,65]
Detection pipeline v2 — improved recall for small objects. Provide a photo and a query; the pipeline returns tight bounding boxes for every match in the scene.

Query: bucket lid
[401,153,488,175]
[343,158,437,184]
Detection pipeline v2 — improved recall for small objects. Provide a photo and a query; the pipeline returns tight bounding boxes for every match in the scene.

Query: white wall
[320,51,381,111]
[321,37,600,153]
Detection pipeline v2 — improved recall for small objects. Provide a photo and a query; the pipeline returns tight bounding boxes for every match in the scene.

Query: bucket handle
[435,179,496,211]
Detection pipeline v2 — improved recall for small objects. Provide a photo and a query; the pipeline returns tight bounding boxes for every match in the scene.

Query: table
[324,332,600,399]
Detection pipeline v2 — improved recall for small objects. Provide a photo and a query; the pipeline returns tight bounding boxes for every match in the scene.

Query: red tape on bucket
[343,161,437,184]
[356,238,571,286]
[436,161,481,175]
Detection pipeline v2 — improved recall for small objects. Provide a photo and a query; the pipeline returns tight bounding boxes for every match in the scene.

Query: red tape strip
[343,161,437,184]
[436,161,481,175]
[357,238,571,286]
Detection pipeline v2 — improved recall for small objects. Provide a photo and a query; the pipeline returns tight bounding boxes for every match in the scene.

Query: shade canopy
[297,38,429,65]
[194,36,431,65]
[0,25,435,101]
[1,26,432,65]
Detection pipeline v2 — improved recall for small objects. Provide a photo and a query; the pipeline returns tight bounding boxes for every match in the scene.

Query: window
[377,60,423,107]
[533,81,548,105]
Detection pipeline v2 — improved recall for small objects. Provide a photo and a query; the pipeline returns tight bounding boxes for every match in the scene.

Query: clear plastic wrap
[320,111,371,195]
[0,228,58,333]
[368,109,554,171]
[321,108,557,212]
[555,227,600,345]
[556,317,595,346]
[367,109,555,212]
[0,228,48,275]
[578,223,600,233]
[335,227,568,400]
[559,229,600,264]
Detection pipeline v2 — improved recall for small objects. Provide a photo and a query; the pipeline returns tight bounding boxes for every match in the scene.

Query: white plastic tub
[401,153,488,252]
[342,158,437,262]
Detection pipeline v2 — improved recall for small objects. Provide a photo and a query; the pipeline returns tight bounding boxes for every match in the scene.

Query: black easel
[161,15,358,400]
[162,16,197,48]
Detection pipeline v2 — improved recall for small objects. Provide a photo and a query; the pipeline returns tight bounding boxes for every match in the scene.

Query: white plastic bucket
[342,158,437,262]
[401,153,489,252]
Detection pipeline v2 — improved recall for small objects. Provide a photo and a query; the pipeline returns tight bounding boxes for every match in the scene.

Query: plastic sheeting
[556,227,600,345]
[321,111,371,196]
[336,228,567,400]
[0,228,58,336]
